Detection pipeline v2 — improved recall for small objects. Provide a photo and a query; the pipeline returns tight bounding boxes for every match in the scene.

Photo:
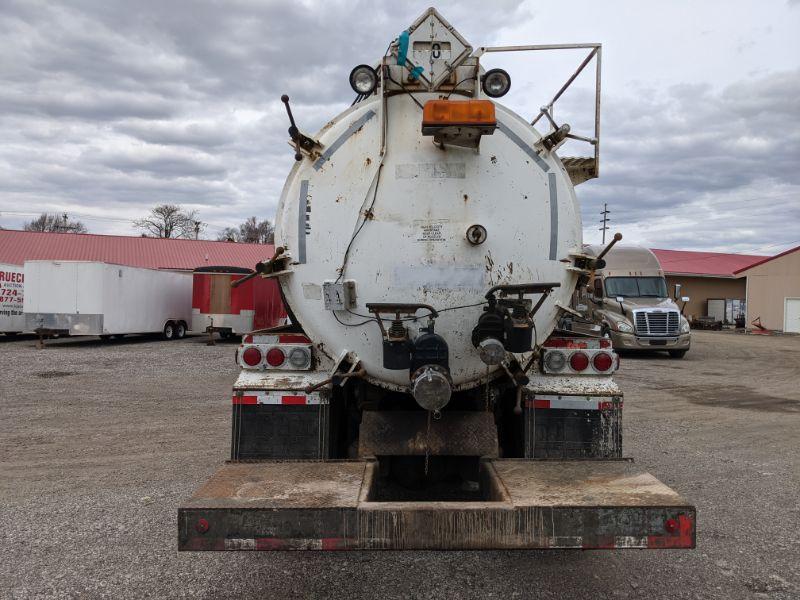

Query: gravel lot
[1,330,798,599]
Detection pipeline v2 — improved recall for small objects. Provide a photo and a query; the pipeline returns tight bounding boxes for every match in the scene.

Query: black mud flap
[178,459,695,551]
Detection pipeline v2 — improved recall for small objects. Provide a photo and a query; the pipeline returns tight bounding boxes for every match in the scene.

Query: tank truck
[178,8,695,551]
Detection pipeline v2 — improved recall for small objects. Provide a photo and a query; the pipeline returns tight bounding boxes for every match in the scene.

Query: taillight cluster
[237,344,312,371]
[541,348,617,375]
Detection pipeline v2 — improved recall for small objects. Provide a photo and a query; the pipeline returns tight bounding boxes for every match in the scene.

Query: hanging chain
[424,409,432,477]
[485,365,490,411]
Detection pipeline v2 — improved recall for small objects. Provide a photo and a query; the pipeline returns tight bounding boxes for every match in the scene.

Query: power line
[599,203,610,244]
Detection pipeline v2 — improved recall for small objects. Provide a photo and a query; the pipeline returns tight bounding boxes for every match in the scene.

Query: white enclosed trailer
[24,261,192,339]
[0,263,25,335]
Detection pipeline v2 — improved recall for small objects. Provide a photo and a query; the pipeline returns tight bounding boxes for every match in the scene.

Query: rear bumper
[610,331,691,351]
[178,459,695,551]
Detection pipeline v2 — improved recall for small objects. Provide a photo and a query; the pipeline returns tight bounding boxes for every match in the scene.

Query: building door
[784,298,800,333]
[707,299,725,322]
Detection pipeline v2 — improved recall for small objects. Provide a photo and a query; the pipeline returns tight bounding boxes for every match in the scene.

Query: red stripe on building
[281,395,307,405]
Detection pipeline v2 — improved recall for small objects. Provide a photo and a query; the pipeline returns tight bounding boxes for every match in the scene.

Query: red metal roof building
[0,230,274,271]
[651,248,766,278]
[649,249,767,324]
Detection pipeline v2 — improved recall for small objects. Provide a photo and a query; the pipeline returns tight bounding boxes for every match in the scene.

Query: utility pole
[193,220,202,240]
[599,203,610,244]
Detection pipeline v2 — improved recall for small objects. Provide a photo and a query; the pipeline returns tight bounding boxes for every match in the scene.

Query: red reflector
[569,351,589,371]
[266,347,286,367]
[593,351,614,372]
[242,347,262,367]
[195,518,209,534]
[664,518,678,533]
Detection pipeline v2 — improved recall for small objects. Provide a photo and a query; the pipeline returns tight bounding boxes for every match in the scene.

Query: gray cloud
[0,0,797,253]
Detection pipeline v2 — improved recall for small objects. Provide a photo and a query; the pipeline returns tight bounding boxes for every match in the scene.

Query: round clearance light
[481,68,511,98]
[569,351,590,372]
[593,351,614,372]
[265,347,286,367]
[288,347,311,368]
[349,64,378,95]
[411,367,452,412]
[242,347,262,367]
[478,337,505,366]
[543,350,567,372]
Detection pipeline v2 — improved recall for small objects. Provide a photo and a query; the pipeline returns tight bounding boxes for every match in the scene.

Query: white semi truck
[179,8,695,551]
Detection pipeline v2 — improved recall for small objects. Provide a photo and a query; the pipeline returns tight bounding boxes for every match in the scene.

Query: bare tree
[24,212,87,234]
[134,204,202,239]
[216,217,274,244]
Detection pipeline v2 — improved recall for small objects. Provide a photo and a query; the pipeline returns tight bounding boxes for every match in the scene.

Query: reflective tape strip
[543,337,612,349]
[548,171,558,260]
[224,537,352,551]
[526,395,622,411]
[297,179,309,264]
[249,334,311,344]
[496,120,550,172]
[313,110,377,171]
[232,393,324,405]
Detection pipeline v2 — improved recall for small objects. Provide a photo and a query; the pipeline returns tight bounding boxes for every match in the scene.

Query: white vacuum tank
[274,16,583,394]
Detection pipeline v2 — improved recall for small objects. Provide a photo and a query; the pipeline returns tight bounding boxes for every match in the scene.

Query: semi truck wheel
[668,350,687,359]
[175,321,187,339]
[163,322,175,341]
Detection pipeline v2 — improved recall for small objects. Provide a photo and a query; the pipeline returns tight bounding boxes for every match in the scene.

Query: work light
[481,68,511,98]
[349,65,378,95]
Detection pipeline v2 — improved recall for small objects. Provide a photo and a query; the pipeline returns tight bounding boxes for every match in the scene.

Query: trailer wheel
[163,321,175,341]
[668,350,687,359]
[175,321,187,339]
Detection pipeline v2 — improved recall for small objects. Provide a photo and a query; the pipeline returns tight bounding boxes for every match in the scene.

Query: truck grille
[634,310,679,336]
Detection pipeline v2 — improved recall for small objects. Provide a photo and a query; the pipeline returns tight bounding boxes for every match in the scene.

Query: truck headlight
[616,322,633,333]
[681,320,690,333]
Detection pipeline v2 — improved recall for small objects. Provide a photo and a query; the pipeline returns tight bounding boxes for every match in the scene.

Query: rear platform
[178,459,695,551]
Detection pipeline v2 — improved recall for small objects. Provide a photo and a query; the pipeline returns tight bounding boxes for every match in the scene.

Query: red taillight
[569,351,589,371]
[242,347,262,367]
[593,351,614,372]
[266,347,286,367]
[664,518,678,534]
[195,518,209,534]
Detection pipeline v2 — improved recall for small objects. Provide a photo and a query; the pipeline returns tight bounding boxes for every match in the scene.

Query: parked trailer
[179,8,695,552]
[191,266,286,339]
[24,261,192,340]
[0,263,25,335]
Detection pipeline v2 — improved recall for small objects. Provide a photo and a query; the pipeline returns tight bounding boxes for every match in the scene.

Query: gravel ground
[1,330,798,599]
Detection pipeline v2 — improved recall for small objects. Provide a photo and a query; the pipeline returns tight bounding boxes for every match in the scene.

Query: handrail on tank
[473,43,602,178]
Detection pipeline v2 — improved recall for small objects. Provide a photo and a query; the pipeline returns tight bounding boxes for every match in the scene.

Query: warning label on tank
[415,220,447,243]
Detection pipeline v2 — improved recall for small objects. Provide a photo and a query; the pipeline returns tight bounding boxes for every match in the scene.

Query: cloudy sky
[0,0,798,254]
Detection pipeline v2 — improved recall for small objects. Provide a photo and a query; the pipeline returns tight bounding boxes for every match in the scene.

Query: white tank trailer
[179,8,695,552]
